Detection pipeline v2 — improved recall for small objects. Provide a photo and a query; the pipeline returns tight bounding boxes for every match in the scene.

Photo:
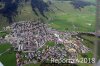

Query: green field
[80,35,100,50]
[45,41,56,47]
[0,43,11,53]
[48,1,96,32]
[0,31,8,37]
[0,43,16,66]
[80,35,100,59]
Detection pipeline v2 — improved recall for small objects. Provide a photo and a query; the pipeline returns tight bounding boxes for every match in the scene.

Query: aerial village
[0,20,90,66]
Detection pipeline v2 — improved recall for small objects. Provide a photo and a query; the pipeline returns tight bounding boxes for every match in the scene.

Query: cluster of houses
[0,37,7,44]
[3,20,90,65]
[5,20,49,51]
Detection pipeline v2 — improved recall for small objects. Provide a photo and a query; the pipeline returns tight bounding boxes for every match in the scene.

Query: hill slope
[0,0,96,32]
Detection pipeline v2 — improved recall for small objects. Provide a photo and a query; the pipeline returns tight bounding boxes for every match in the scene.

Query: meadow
[48,1,96,32]
[0,43,16,66]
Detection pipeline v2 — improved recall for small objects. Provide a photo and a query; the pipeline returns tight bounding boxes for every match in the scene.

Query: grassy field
[48,1,96,32]
[0,43,11,53]
[80,35,100,50]
[84,0,96,3]
[45,41,55,47]
[0,43,16,66]
[0,31,8,37]
[80,35,100,59]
